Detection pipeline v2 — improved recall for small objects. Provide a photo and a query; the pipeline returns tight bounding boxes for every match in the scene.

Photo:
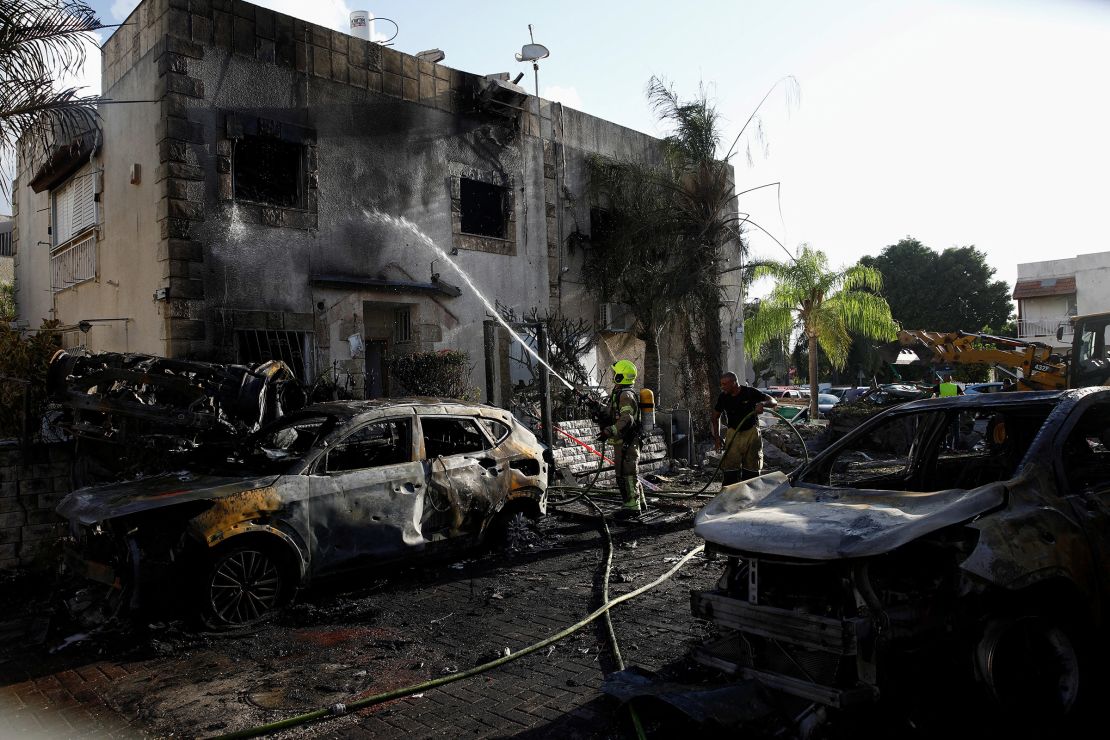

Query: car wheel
[975,614,1083,722]
[200,543,291,630]
[491,504,540,551]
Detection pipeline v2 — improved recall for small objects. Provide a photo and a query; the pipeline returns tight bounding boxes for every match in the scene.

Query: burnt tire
[199,542,292,630]
[975,614,1084,725]
[490,504,540,552]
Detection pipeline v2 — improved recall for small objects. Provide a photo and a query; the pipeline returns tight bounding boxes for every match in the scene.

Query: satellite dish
[515,43,549,62]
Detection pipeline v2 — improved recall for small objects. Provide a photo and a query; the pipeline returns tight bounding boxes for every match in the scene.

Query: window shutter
[72,172,95,235]
[53,181,72,245]
[51,171,96,246]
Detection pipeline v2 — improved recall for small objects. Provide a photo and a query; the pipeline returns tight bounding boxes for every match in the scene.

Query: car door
[1054,400,1110,602]
[418,414,507,541]
[307,414,426,573]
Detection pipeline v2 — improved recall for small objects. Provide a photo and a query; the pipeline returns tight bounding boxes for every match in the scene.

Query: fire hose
[217,413,807,737]
[217,544,704,739]
[219,440,689,739]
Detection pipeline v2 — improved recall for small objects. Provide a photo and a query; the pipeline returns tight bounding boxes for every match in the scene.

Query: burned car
[57,400,549,628]
[692,389,1110,728]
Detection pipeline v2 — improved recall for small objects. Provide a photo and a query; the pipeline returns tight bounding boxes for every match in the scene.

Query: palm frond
[743,301,795,356]
[0,0,104,80]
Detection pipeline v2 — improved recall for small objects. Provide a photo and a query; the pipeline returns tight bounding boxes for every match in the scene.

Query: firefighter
[599,359,646,517]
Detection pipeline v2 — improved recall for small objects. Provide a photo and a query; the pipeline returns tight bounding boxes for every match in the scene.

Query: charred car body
[50,354,549,628]
[692,389,1110,725]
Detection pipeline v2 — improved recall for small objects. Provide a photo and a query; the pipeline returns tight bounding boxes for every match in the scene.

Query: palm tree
[744,246,898,420]
[1,0,105,197]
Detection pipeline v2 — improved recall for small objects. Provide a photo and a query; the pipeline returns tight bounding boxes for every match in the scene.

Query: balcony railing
[1017,317,1073,340]
[51,233,96,292]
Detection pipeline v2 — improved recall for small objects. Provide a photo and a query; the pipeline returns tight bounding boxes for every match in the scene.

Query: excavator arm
[877,330,1069,390]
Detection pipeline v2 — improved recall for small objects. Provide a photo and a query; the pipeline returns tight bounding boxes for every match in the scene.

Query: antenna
[514,24,549,97]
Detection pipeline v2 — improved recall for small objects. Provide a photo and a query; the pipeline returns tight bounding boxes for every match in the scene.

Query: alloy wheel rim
[209,550,281,625]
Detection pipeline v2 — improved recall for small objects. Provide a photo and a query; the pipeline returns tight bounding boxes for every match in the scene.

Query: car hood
[694,472,1005,560]
[57,472,282,525]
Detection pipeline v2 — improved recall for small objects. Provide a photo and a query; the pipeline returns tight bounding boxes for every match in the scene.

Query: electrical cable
[216,545,706,739]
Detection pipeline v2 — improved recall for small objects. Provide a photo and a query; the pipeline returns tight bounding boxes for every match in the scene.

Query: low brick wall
[0,441,72,572]
[550,419,668,484]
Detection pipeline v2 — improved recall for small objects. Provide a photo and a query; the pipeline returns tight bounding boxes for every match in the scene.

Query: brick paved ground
[0,506,727,739]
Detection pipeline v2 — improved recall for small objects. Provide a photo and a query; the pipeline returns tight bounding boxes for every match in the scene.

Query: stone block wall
[550,419,667,485]
[0,442,72,572]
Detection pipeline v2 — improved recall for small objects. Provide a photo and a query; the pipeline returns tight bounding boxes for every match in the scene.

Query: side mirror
[1056,325,1065,342]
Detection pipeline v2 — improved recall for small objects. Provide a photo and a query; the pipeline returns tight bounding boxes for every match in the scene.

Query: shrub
[387,350,480,401]
[0,321,62,440]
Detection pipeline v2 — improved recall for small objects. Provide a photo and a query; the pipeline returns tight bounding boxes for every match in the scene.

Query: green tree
[0,280,13,317]
[745,246,898,419]
[860,237,1012,333]
[1,0,105,197]
[585,77,795,402]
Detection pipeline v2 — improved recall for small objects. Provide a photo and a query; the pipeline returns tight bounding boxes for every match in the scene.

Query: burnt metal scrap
[691,388,1110,732]
[47,350,306,453]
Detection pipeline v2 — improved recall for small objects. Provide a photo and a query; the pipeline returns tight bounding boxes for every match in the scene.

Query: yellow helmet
[612,360,637,385]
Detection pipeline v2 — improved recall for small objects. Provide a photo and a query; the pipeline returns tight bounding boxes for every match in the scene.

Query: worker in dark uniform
[600,359,645,517]
[712,372,776,485]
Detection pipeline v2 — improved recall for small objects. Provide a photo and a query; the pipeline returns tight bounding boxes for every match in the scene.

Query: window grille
[51,234,96,292]
[235,329,315,382]
[0,229,12,257]
[394,307,412,343]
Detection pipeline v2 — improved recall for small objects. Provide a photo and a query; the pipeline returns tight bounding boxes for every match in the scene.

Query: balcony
[51,233,97,292]
[1017,317,1073,340]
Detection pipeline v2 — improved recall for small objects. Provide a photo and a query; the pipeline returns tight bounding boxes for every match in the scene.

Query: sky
[66,0,1110,296]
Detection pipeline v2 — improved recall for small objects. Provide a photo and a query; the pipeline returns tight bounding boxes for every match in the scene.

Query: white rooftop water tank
[349,10,374,41]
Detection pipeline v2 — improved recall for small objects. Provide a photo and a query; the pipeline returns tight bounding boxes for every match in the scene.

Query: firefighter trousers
[611,440,645,512]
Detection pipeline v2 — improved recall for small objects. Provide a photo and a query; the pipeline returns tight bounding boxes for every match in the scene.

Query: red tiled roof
[1012,276,1076,299]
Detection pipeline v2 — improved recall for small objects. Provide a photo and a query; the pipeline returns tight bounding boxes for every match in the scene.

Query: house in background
[1013,251,1110,350]
[11,0,743,406]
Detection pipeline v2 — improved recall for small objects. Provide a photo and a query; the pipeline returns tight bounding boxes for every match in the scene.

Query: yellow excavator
[879,311,1110,390]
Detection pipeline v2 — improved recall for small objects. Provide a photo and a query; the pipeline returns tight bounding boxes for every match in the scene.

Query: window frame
[232,134,306,209]
[323,416,415,474]
[419,414,491,459]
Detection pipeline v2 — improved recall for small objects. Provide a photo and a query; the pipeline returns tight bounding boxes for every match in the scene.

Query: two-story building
[10,0,744,405]
[1014,251,1110,350]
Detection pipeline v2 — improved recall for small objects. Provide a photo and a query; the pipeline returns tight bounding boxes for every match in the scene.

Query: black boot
[721,469,741,486]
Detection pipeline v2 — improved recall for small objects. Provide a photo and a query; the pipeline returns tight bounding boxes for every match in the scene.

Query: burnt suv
[692,389,1110,727]
[58,400,548,628]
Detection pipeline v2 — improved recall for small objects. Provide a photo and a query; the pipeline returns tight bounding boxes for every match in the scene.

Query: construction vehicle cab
[1062,311,1110,388]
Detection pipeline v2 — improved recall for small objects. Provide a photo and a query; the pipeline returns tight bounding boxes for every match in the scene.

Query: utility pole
[535,320,555,453]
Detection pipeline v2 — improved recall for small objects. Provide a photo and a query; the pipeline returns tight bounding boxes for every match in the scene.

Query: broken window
[1063,403,1110,492]
[804,404,1053,492]
[809,411,929,489]
[930,408,1047,489]
[256,416,330,465]
[233,135,303,208]
[590,207,614,245]
[479,418,511,445]
[236,329,314,382]
[326,418,413,472]
[460,178,508,239]
[422,417,488,458]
